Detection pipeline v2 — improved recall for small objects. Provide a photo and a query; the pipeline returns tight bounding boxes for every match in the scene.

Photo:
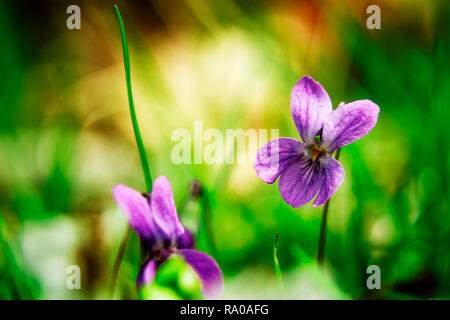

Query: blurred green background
[0,0,449,299]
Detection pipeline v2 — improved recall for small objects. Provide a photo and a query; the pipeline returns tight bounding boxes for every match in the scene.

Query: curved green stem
[114,4,153,192]
[109,226,131,299]
[110,5,153,299]
[273,232,284,293]
[317,148,341,266]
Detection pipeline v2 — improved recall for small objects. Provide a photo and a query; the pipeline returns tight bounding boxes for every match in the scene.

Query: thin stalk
[109,226,131,298]
[114,4,153,192]
[110,5,153,298]
[273,232,284,293]
[317,148,341,266]
[200,190,218,258]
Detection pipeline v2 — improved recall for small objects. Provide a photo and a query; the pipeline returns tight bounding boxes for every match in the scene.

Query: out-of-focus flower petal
[136,258,157,288]
[278,156,325,207]
[254,138,304,184]
[150,176,184,245]
[177,249,224,300]
[312,156,345,207]
[112,184,155,243]
[177,229,195,249]
[291,76,332,144]
[321,100,380,153]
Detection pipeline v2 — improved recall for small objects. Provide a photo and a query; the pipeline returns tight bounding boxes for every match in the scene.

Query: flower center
[310,145,325,162]
[154,249,163,260]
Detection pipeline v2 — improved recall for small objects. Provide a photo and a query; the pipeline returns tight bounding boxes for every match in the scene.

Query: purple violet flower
[112,176,224,299]
[255,76,380,207]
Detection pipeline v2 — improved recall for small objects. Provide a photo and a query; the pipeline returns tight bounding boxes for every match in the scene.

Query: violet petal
[291,76,332,144]
[177,229,195,250]
[177,249,224,300]
[321,99,380,153]
[136,258,157,288]
[254,138,304,184]
[278,155,325,207]
[150,176,185,245]
[112,184,155,243]
[312,156,345,207]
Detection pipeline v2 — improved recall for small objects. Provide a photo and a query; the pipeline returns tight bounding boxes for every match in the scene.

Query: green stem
[109,226,131,299]
[110,5,153,299]
[114,4,152,192]
[200,189,218,258]
[273,232,284,293]
[317,148,341,266]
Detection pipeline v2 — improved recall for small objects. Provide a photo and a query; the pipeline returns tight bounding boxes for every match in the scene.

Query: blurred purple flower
[112,176,223,299]
[255,76,379,207]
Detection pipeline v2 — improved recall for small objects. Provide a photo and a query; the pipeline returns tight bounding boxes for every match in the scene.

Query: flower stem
[109,226,131,299]
[110,5,153,298]
[317,148,341,266]
[114,4,153,192]
[273,232,284,293]
[200,189,218,258]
